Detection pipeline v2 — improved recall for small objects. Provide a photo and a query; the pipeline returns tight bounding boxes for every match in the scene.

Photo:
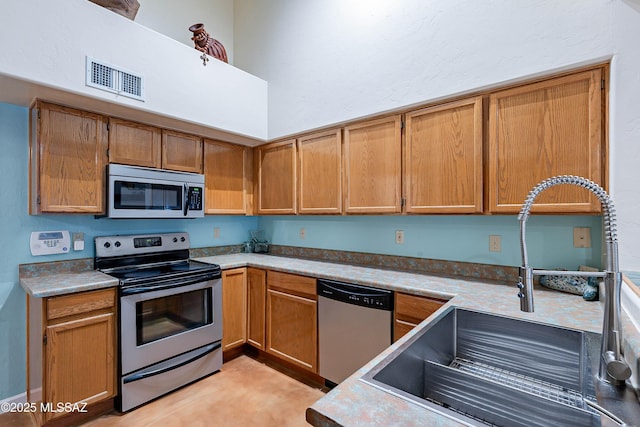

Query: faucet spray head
[517,175,631,385]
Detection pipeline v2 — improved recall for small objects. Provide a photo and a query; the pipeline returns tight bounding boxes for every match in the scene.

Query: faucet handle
[518,267,535,312]
[604,351,632,383]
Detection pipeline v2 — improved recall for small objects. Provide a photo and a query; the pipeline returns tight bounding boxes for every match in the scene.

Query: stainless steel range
[95,232,222,412]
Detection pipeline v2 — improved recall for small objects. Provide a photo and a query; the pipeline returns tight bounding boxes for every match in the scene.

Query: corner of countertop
[20,270,118,298]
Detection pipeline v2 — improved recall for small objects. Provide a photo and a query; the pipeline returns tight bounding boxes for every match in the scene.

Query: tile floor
[0,356,325,427]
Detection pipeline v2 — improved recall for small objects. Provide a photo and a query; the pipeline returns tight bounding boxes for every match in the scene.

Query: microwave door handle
[183,183,189,216]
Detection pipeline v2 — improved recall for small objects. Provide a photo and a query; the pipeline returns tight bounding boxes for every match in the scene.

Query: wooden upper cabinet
[488,68,604,213]
[204,139,248,214]
[344,115,402,213]
[257,139,297,214]
[298,129,342,214]
[30,101,108,214]
[404,97,483,213]
[161,129,203,173]
[108,118,161,168]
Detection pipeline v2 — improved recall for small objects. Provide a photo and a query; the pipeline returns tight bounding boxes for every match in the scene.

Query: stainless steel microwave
[108,164,205,219]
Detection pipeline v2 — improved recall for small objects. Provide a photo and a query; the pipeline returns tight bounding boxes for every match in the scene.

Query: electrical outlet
[213,227,220,239]
[573,227,591,248]
[489,235,501,252]
[395,230,404,245]
[299,228,306,239]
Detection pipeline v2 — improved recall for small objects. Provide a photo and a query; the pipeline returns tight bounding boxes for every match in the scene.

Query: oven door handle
[122,342,221,385]
[120,273,217,296]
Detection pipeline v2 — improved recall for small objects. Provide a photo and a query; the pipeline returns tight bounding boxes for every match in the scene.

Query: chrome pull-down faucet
[517,175,631,385]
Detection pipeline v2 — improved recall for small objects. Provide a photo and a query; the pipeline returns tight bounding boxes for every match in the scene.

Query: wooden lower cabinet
[393,292,447,342]
[266,271,317,373]
[28,288,116,425]
[222,268,247,350]
[246,268,266,350]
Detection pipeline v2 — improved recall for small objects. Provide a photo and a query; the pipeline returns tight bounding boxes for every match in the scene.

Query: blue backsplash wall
[0,101,603,401]
[258,215,603,269]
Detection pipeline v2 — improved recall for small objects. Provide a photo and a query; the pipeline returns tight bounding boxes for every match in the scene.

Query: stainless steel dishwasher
[318,279,393,386]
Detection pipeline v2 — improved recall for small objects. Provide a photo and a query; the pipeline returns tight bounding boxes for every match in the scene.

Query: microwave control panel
[30,230,70,256]
[189,186,203,210]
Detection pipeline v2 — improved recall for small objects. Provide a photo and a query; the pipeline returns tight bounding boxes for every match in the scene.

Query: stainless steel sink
[361,307,639,427]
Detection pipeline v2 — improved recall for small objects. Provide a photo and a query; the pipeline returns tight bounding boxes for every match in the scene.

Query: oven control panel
[134,236,162,248]
[95,232,191,257]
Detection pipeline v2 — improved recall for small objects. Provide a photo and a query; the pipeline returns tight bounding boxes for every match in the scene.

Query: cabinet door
[488,69,604,213]
[45,312,115,422]
[266,289,317,372]
[394,293,446,342]
[246,268,266,350]
[405,98,483,213]
[257,139,297,214]
[298,129,342,214]
[204,139,248,214]
[108,118,161,168]
[222,268,247,351]
[161,129,203,173]
[31,101,107,214]
[344,115,402,213]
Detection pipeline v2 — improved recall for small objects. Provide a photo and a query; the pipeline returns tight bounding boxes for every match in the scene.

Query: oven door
[120,278,222,375]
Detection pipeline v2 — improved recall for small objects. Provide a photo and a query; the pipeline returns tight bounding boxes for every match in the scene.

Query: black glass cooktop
[106,260,219,282]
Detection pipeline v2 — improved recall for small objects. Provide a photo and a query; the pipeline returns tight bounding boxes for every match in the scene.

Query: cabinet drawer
[47,288,116,321]
[395,292,446,324]
[394,319,417,342]
[267,271,316,299]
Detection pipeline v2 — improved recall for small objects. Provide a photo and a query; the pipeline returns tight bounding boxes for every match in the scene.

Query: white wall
[0,0,266,142]
[137,0,234,64]
[234,0,640,271]
[610,0,640,272]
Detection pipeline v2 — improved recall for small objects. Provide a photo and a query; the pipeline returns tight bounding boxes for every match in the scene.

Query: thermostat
[30,231,71,256]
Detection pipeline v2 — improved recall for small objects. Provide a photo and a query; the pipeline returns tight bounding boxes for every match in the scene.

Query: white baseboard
[0,392,27,413]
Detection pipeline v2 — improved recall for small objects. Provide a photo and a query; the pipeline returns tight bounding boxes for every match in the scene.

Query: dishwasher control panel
[317,279,393,311]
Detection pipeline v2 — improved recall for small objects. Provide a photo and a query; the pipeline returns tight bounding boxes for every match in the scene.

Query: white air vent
[86,57,145,101]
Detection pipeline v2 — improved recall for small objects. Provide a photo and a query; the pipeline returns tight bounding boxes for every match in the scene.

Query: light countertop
[20,270,118,298]
[195,253,640,427]
[19,253,639,425]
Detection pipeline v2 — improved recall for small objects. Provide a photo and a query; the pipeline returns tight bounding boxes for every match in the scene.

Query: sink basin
[361,307,602,426]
